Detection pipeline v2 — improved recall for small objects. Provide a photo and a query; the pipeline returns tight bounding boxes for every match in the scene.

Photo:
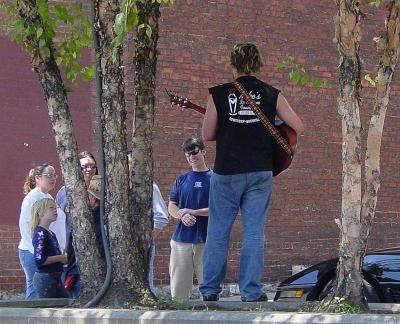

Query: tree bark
[360,1,400,254]
[16,0,104,303]
[322,0,366,310]
[94,0,152,306]
[129,0,161,302]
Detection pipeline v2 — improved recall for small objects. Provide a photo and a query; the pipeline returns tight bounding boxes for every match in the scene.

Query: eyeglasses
[185,148,201,157]
[81,164,96,171]
[40,173,58,180]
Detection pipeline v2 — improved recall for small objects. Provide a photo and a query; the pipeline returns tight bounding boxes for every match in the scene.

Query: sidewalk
[2,296,400,324]
[1,306,400,324]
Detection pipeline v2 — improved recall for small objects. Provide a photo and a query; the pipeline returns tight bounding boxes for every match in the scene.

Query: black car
[274,247,400,303]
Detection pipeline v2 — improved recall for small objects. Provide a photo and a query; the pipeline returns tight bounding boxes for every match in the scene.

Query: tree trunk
[94,0,152,306]
[321,0,366,310]
[17,0,104,304]
[319,1,400,312]
[360,1,400,253]
[129,1,161,301]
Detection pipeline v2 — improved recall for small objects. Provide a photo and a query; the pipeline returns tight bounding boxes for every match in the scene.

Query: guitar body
[273,123,297,177]
[166,89,297,177]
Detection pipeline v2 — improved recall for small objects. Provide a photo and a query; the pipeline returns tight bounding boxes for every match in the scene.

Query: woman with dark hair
[19,164,63,299]
[56,151,98,298]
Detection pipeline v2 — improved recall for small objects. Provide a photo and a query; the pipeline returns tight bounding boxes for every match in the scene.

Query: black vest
[209,76,280,175]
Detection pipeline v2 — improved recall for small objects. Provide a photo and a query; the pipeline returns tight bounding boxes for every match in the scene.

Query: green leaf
[364,74,376,86]
[300,74,309,85]
[312,79,322,88]
[43,47,50,58]
[289,70,299,84]
[54,5,69,23]
[114,13,126,36]
[15,20,25,33]
[39,38,46,48]
[276,62,285,69]
[370,0,381,7]
[36,28,43,38]
[66,70,74,80]
[11,33,23,43]
[145,25,152,39]
[126,10,139,29]
[56,56,63,65]
[81,66,95,81]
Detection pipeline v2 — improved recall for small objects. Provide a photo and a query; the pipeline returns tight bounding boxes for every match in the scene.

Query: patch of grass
[330,297,361,314]
[153,292,189,310]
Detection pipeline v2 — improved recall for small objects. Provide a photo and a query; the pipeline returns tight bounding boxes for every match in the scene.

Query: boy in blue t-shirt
[168,137,212,301]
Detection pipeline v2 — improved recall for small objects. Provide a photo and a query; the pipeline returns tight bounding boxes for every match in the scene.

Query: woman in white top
[18,164,65,299]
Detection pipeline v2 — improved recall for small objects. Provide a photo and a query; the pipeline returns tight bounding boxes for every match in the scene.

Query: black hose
[83,0,112,308]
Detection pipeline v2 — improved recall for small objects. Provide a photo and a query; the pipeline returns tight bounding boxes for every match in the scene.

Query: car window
[290,270,319,285]
[364,254,400,282]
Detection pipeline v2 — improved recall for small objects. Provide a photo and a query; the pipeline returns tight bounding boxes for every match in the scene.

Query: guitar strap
[232,80,293,157]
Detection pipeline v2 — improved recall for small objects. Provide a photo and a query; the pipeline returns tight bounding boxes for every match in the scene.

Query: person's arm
[168,201,196,227]
[202,94,218,141]
[33,230,68,266]
[276,93,304,135]
[153,184,169,239]
[55,186,67,212]
[42,254,68,265]
[19,196,34,252]
[176,207,208,217]
[168,201,181,220]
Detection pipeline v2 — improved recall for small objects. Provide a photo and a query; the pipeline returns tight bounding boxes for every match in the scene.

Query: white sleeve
[50,208,66,252]
[152,183,169,230]
[18,194,35,253]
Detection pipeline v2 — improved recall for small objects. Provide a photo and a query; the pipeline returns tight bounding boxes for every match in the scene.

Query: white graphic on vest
[194,181,202,188]
[228,93,238,115]
[228,90,262,124]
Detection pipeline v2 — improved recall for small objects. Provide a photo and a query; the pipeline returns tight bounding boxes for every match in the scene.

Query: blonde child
[31,198,68,298]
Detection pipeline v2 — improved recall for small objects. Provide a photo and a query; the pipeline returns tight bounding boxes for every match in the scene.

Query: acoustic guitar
[166,89,297,176]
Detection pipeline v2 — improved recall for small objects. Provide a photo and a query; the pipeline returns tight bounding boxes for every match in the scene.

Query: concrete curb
[1,308,400,324]
[0,298,73,308]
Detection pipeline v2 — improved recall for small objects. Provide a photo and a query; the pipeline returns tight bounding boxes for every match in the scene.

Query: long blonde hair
[30,198,55,235]
[23,164,49,195]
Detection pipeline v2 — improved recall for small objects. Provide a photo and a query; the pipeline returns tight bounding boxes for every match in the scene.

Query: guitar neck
[189,103,206,115]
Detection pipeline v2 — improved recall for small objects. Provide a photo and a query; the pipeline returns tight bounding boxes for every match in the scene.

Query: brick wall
[149,0,400,284]
[0,226,25,290]
[1,0,400,291]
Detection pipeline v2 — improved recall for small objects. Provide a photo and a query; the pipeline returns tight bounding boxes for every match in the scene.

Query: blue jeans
[33,272,69,298]
[18,249,38,299]
[148,242,156,296]
[199,171,272,301]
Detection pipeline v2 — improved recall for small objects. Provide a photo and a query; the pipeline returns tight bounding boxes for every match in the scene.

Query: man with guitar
[199,42,304,302]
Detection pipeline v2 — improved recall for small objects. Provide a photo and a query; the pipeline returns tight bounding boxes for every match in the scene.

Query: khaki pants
[169,240,204,301]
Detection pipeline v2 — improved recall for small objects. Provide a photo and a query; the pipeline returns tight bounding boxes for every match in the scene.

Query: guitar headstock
[165,89,193,109]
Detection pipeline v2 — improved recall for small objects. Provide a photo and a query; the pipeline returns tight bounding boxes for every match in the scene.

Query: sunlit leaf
[114,13,126,36]
[312,79,322,88]
[36,27,43,38]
